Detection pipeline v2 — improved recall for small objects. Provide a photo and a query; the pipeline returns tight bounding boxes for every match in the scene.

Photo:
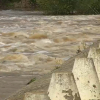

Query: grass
[27,78,36,85]
[51,66,60,72]
[29,33,48,39]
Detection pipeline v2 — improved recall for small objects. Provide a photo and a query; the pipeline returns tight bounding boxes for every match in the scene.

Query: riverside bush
[37,0,76,14]
[0,0,21,9]
[75,0,100,14]
[37,0,100,15]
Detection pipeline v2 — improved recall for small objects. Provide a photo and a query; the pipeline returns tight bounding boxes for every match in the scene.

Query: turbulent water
[0,10,100,72]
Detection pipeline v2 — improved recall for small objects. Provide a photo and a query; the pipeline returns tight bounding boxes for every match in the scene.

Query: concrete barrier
[48,72,80,100]
[88,48,100,81]
[24,92,50,100]
[88,48,100,58]
[99,43,100,48]
[73,58,100,99]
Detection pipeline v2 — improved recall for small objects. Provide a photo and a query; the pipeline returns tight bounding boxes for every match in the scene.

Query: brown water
[0,10,100,72]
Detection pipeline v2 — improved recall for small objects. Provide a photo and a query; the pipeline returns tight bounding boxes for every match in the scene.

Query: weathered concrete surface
[73,58,100,99]
[24,92,50,100]
[48,73,80,100]
[88,48,100,81]
[6,41,100,100]
[88,47,99,58]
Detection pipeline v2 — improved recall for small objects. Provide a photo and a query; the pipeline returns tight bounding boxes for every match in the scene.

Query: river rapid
[0,10,100,72]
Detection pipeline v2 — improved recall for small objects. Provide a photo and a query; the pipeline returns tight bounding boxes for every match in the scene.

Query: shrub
[75,0,100,14]
[37,0,76,15]
[0,0,21,9]
[37,0,100,15]
[91,0,100,14]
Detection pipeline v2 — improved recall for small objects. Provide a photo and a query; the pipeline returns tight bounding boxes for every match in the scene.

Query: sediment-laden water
[0,10,100,72]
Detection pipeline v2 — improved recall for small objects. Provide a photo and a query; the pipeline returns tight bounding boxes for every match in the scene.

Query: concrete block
[88,48,100,81]
[88,48,100,58]
[48,72,80,100]
[73,58,100,99]
[24,92,50,100]
[99,43,100,48]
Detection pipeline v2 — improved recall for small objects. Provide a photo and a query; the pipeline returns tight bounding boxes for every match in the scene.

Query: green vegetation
[30,0,37,5]
[0,0,100,15]
[75,0,100,14]
[27,78,36,85]
[30,0,37,8]
[51,66,60,72]
[37,0,100,15]
[0,0,20,9]
[55,66,60,69]
[37,0,75,14]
